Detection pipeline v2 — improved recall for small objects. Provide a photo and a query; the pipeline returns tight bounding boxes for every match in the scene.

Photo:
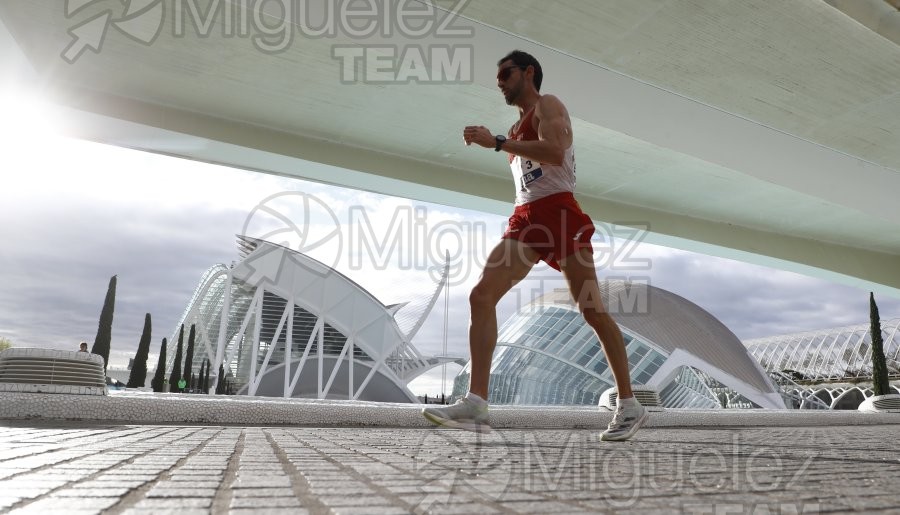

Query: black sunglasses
[497,65,527,81]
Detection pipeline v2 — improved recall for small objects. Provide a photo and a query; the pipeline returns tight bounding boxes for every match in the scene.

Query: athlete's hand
[463,126,494,149]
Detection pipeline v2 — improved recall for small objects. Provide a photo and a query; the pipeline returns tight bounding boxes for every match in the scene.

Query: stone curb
[2,391,900,428]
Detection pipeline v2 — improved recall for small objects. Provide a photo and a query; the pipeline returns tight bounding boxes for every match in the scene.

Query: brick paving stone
[426,503,503,514]
[51,486,134,497]
[229,496,303,508]
[385,484,443,494]
[503,500,588,513]
[231,477,292,488]
[172,465,225,478]
[146,487,218,498]
[153,479,221,489]
[168,474,224,481]
[94,474,160,482]
[230,487,296,498]
[0,486,58,499]
[317,495,396,507]
[0,477,70,489]
[329,507,412,515]
[495,491,548,502]
[229,509,309,515]
[0,497,23,511]
[397,493,494,509]
[122,509,211,515]
[130,497,213,509]
[8,495,121,512]
[1,422,899,514]
[79,478,157,488]
[0,469,30,480]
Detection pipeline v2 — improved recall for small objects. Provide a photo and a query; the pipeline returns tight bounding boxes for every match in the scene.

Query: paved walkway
[1,421,899,514]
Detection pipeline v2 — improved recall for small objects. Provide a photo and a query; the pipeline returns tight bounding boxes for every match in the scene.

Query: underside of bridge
[2,0,899,294]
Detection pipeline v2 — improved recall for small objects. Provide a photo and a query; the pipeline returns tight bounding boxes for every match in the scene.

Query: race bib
[511,155,543,191]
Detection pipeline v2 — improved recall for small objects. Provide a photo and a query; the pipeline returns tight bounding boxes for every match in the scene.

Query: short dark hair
[498,50,543,91]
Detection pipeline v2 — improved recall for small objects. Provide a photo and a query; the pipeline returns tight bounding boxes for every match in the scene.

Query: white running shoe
[600,399,648,441]
[422,397,492,433]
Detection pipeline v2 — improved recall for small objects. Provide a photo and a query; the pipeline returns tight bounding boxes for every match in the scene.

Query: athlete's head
[497,50,543,105]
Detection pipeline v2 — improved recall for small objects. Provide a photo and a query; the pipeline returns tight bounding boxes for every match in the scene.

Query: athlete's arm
[462,95,573,165]
[505,95,572,165]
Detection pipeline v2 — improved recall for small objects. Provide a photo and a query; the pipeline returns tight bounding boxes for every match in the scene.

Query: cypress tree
[216,363,226,394]
[203,359,211,393]
[127,313,152,388]
[91,275,117,372]
[183,324,196,386]
[197,360,206,393]
[150,337,167,392]
[870,292,891,396]
[169,325,184,388]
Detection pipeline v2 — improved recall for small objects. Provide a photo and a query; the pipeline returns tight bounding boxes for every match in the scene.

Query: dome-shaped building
[452,283,785,409]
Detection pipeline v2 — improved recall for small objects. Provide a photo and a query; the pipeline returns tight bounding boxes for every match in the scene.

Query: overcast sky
[2,94,899,396]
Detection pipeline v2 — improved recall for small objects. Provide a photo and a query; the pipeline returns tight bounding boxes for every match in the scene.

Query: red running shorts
[502,192,595,271]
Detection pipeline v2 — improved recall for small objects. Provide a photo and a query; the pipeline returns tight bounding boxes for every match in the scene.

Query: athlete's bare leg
[558,248,634,398]
[468,238,539,399]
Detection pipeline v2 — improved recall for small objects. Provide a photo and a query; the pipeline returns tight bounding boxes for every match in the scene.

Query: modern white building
[167,236,455,402]
[746,319,900,409]
[452,284,786,409]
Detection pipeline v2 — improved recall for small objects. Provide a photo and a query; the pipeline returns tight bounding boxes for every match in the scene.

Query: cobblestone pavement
[1,422,898,514]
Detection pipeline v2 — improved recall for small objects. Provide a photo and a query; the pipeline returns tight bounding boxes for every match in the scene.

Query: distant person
[78,342,89,353]
[422,50,647,441]
[177,377,187,393]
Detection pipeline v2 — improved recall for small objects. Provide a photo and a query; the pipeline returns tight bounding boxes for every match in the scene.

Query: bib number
[511,156,543,191]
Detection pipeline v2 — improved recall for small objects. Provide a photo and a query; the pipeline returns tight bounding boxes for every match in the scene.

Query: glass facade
[452,305,712,407]
[452,286,785,409]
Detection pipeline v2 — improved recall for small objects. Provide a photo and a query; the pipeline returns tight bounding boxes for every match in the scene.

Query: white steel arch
[746,318,900,382]
[167,237,450,401]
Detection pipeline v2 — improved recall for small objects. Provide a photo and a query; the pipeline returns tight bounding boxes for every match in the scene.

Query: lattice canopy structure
[745,318,900,382]
[166,237,449,401]
[452,284,785,409]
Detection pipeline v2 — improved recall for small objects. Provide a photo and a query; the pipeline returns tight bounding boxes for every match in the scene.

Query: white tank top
[507,107,576,205]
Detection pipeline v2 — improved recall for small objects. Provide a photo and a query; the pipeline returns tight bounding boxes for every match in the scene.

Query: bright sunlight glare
[0,87,66,157]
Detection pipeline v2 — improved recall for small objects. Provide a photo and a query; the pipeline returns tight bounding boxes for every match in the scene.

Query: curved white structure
[745,318,900,381]
[167,236,449,402]
[453,283,785,409]
[746,319,900,409]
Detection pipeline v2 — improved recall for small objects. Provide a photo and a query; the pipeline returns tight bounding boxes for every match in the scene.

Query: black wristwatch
[494,134,507,152]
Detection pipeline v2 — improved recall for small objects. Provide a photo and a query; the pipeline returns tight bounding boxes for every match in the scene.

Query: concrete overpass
[2,0,899,295]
